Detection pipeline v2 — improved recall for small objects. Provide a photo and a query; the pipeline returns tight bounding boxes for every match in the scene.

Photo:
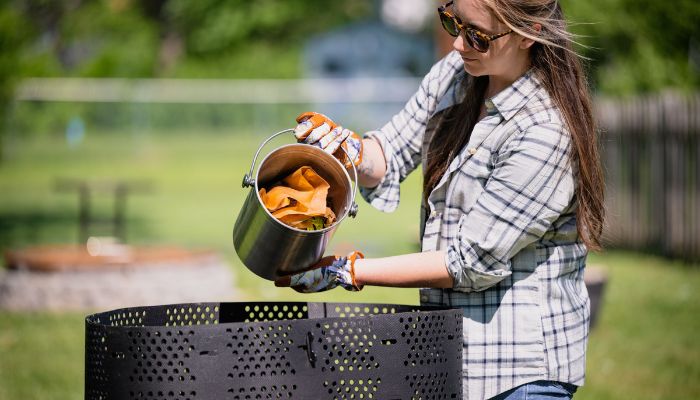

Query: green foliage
[162,0,373,77]
[167,40,303,78]
[1,0,698,93]
[0,0,374,80]
[10,102,89,138]
[562,0,700,94]
[165,0,373,56]
[0,7,26,98]
[4,0,159,78]
[0,5,30,160]
[58,2,159,77]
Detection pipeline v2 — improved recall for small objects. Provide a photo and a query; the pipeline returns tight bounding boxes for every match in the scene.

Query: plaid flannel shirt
[360,51,590,399]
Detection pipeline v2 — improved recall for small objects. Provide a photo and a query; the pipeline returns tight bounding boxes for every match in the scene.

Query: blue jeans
[489,380,578,400]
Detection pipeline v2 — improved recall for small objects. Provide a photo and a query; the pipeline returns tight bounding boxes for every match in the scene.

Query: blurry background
[0,0,699,399]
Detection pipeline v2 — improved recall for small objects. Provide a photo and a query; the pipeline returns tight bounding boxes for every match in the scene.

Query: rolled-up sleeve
[360,53,461,212]
[446,122,576,292]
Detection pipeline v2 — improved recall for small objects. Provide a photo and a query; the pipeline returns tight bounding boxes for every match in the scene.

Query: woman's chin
[464,64,485,76]
[462,63,484,76]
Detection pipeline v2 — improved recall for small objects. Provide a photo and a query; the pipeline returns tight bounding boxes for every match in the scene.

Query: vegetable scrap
[259,166,336,231]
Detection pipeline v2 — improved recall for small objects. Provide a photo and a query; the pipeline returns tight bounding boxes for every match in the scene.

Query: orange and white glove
[294,111,363,168]
[275,251,365,293]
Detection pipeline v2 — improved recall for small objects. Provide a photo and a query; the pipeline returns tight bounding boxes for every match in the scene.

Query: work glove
[275,251,364,293]
[294,111,363,169]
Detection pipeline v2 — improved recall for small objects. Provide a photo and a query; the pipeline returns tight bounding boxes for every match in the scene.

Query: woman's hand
[294,111,363,168]
[275,251,364,293]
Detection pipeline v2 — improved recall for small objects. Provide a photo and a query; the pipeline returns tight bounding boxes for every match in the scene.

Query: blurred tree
[10,0,159,77]
[165,0,372,56]
[0,0,375,81]
[0,6,30,161]
[0,0,697,113]
[162,0,374,77]
[60,2,159,77]
[562,0,700,94]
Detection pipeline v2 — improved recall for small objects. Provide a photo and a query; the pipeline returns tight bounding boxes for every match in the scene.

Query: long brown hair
[423,0,605,250]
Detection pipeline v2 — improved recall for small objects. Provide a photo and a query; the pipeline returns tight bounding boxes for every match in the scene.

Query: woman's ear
[519,23,542,49]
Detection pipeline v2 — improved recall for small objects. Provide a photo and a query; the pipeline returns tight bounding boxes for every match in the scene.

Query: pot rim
[253,143,354,234]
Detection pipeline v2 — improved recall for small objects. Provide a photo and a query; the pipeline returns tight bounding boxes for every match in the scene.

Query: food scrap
[259,166,336,231]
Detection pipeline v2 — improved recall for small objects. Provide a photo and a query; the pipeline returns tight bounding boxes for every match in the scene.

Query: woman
[277,0,605,398]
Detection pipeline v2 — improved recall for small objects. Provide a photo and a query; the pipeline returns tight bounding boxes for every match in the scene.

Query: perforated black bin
[85,302,463,400]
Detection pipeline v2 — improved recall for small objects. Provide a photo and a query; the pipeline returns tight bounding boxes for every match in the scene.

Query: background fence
[11,77,422,135]
[597,92,700,261]
[8,79,700,261]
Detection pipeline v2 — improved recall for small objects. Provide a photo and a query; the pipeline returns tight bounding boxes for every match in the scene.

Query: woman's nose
[452,33,466,52]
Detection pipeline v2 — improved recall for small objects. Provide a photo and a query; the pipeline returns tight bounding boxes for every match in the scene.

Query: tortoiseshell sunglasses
[438,1,513,53]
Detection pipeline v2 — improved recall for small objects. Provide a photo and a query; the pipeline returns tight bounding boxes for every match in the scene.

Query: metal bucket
[233,129,358,280]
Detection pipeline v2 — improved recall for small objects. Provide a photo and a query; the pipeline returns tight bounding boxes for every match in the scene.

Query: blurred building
[302,21,433,79]
[300,2,434,130]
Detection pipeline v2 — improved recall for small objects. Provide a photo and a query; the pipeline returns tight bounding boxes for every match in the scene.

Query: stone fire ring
[0,245,236,312]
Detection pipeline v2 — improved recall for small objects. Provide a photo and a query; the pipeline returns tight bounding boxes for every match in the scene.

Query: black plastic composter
[85,302,463,399]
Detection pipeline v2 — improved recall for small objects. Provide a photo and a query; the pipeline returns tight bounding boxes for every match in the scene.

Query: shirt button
[430,210,437,218]
[420,295,428,302]
[468,147,477,155]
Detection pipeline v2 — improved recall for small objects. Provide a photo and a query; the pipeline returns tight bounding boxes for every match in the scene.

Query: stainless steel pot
[232,129,358,280]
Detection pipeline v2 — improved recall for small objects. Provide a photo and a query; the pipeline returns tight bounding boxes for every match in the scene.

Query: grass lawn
[0,131,698,399]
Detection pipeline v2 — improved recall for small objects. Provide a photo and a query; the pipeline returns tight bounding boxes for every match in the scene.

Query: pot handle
[242,128,359,218]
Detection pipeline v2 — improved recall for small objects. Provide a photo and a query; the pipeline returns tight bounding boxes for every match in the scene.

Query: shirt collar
[485,69,540,121]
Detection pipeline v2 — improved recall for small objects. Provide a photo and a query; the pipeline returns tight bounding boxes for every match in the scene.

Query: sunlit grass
[580,252,700,400]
